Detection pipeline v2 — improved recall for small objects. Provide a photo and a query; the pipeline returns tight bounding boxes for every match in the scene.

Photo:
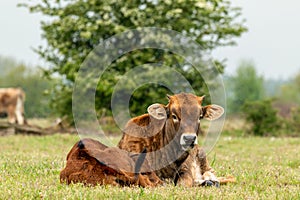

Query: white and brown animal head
[148,93,224,151]
[167,93,223,150]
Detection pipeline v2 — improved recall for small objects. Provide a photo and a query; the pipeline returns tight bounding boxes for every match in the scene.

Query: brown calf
[118,93,225,187]
[60,138,162,187]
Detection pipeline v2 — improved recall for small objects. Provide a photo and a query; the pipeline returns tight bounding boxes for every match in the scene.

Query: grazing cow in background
[118,93,226,187]
[60,138,162,187]
[0,88,26,125]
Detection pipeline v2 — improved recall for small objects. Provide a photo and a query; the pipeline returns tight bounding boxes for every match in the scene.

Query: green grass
[1,134,300,199]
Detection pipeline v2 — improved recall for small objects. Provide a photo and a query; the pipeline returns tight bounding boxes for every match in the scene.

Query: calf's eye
[172,114,179,122]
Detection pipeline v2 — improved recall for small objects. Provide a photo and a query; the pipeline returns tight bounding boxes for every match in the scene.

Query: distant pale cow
[0,88,25,125]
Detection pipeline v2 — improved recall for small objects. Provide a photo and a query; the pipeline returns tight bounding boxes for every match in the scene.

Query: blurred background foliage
[225,59,300,136]
[0,0,298,136]
[1,56,299,136]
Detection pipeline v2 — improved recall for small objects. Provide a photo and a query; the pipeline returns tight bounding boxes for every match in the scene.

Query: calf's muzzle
[180,133,198,151]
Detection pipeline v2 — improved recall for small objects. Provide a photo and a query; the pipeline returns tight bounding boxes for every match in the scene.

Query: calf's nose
[183,135,197,143]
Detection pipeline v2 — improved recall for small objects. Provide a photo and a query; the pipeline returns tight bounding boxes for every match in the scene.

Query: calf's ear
[202,104,224,121]
[147,103,167,120]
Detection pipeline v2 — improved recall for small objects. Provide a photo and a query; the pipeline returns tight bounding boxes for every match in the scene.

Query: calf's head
[148,93,224,151]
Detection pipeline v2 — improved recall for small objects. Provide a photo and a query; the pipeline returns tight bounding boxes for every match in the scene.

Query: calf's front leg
[176,146,220,187]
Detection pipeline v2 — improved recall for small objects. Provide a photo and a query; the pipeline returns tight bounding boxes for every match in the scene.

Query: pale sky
[213,0,300,79]
[0,0,299,79]
[0,0,45,66]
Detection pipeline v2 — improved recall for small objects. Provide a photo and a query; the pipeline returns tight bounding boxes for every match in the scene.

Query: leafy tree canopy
[22,0,247,121]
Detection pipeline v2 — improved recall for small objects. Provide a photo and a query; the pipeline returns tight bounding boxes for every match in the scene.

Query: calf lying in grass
[60,138,162,187]
[60,138,235,187]
[118,93,235,187]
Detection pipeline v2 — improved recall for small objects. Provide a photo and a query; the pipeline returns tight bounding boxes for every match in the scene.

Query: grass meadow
[1,132,300,199]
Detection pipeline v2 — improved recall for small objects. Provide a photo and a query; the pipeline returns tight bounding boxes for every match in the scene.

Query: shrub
[242,99,280,136]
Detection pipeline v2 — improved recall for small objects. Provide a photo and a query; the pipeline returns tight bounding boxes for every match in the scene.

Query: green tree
[22,0,247,121]
[228,60,264,113]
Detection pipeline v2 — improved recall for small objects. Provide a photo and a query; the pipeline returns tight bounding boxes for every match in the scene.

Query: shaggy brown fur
[60,138,162,187]
[118,93,226,187]
[0,88,25,125]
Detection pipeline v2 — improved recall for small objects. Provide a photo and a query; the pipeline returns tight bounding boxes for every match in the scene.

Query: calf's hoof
[201,180,213,187]
[201,180,220,188]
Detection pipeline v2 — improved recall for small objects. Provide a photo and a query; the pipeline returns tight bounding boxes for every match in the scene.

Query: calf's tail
[217,175,236,184]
